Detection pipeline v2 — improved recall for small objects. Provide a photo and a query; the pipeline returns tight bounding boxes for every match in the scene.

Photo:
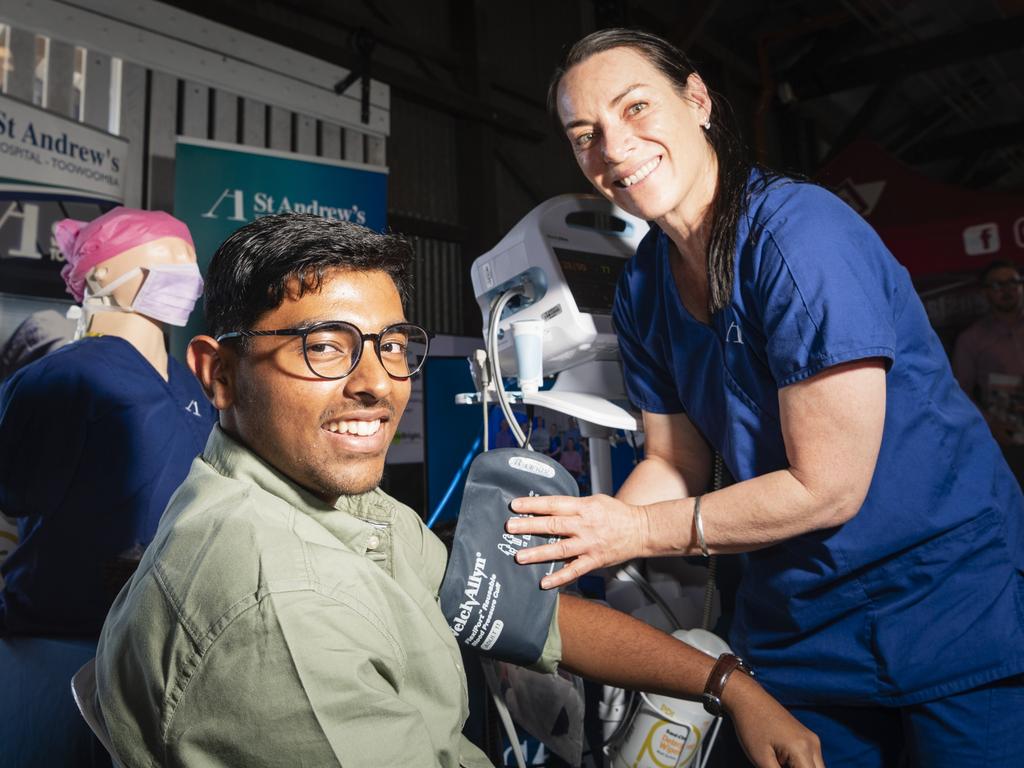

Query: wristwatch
[701,653,754,717]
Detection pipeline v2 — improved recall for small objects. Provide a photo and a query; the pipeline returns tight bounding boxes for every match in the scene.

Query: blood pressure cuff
[439,447,578,667]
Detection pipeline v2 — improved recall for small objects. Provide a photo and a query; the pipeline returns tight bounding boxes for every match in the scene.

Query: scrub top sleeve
[0,361,87,517]
[755,192,898,388]
[612,274,685,414]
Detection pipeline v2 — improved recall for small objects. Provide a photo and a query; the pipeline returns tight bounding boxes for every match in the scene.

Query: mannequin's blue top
[613,170,1024,706]
[0,335,216,636]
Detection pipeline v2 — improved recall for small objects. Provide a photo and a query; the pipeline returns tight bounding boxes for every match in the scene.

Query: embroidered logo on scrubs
[185,400,201,417]
[726,322,745,345]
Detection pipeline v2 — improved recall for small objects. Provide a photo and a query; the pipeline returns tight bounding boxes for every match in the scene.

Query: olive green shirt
[95,426,560,767]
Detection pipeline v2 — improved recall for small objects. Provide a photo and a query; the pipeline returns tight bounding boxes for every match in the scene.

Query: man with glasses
[93,213,823,768]
[954,260,1024,482]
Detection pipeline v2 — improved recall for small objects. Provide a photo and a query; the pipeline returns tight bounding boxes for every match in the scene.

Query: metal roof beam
[786,14,1024,100]
[902,119,1024,162]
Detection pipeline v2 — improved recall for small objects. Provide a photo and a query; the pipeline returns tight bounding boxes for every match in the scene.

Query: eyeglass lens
[986,278,1022,290]
[303,323,428,379]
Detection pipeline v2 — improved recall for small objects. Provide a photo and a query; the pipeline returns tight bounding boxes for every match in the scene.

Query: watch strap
[701,653,753,717]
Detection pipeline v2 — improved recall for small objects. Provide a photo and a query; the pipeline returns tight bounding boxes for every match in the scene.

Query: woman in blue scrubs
[508,28,1024,767]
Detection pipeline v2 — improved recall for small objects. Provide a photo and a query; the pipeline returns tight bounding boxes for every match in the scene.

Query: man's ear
[187,335,235,411]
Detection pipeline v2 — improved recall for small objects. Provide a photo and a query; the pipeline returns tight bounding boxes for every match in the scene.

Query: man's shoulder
[95,470,360,768]
[159,459,314,576]
[104,461,385,634]
[119,464,307,628]
[155,463,404,605]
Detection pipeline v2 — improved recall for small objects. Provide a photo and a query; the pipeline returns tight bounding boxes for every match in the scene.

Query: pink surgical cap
[56,207,195,302]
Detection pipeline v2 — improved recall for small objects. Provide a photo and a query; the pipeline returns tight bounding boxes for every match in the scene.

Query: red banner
[817,141,1024,276]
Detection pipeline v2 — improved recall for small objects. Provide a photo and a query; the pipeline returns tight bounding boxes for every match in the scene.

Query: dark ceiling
[671,0,1024,192]
[167,0,1024,195]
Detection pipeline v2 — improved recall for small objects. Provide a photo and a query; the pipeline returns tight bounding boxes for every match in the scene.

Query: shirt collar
[202,425,396,526]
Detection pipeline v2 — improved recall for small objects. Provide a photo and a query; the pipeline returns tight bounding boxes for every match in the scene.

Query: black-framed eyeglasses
[216,321,431,380]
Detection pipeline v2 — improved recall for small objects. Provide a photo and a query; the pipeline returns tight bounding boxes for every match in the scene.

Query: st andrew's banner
[172,136,388,354]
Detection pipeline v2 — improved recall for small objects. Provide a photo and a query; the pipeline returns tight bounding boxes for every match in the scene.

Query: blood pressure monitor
[471,195,648,377]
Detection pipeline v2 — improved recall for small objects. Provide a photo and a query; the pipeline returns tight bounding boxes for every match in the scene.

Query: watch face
[701,692,723,717]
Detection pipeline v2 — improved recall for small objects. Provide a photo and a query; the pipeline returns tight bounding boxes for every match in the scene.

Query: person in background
[558,436,584,479]
[0,311,76,591]
[0,310,76,582]
[528,414,551,452]
[0,309,76,383]
[953,259,1024,482]
[547,426,563,460]
[0,207,216,768]
[95,213,823,768]
[508,28,1024,768]
[563,415,582,443]
[495,418,518,448]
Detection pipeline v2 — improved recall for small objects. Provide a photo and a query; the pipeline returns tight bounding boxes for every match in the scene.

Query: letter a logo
[0,202,41,258]
[726,321,744,345]
[186,399,201,417]
[202,189,247,221]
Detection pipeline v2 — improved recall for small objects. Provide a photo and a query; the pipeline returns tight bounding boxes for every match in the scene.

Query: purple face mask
[130,263,205,326]
[85,263,204,327]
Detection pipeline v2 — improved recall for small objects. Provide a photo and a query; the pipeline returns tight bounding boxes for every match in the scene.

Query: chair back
[71,657,121,765]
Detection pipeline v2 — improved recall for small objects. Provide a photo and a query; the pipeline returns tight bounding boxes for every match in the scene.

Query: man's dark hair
[548,28,777,315]
[203,213,413,339]
[980,259,1022,283]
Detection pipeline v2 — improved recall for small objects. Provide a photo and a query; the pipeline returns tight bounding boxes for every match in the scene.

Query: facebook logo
[962,223,1000,256]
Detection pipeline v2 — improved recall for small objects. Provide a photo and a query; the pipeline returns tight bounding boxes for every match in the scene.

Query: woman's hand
[506,493,651,589]
[726,674,826,768]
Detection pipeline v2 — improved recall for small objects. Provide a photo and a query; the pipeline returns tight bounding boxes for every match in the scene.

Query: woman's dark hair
[549,28,762,314]
[203,213,413,341]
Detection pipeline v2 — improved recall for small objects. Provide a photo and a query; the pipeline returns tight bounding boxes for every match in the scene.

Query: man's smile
[319,405,394,454]
[324,418,382,436]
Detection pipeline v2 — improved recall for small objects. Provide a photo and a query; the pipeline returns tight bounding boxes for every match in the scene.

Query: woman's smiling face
[556,46,718,227]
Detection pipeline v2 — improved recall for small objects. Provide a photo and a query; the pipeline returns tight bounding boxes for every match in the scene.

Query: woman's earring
[702,117,711,130]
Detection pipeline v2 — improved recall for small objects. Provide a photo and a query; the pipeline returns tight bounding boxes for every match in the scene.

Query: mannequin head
[83,235,198,310]
[55,207,202,338]
[54,208,201,378]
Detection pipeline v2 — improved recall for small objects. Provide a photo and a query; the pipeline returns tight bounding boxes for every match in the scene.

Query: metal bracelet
[693,494,710,557]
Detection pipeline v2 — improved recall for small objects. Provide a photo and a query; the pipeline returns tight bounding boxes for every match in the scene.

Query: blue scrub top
[0,336,216,636]
[613,172,1024,706]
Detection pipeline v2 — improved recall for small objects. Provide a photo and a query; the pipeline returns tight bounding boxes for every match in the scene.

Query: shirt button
[366,534,380,550]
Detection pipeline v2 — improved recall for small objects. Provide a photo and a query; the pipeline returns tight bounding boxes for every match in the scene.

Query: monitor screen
[553,247,629,315]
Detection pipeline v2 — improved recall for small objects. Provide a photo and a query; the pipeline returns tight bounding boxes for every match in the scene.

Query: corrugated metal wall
[407,235,463,336]
[388,95,464,334]
[389,96,460,226]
